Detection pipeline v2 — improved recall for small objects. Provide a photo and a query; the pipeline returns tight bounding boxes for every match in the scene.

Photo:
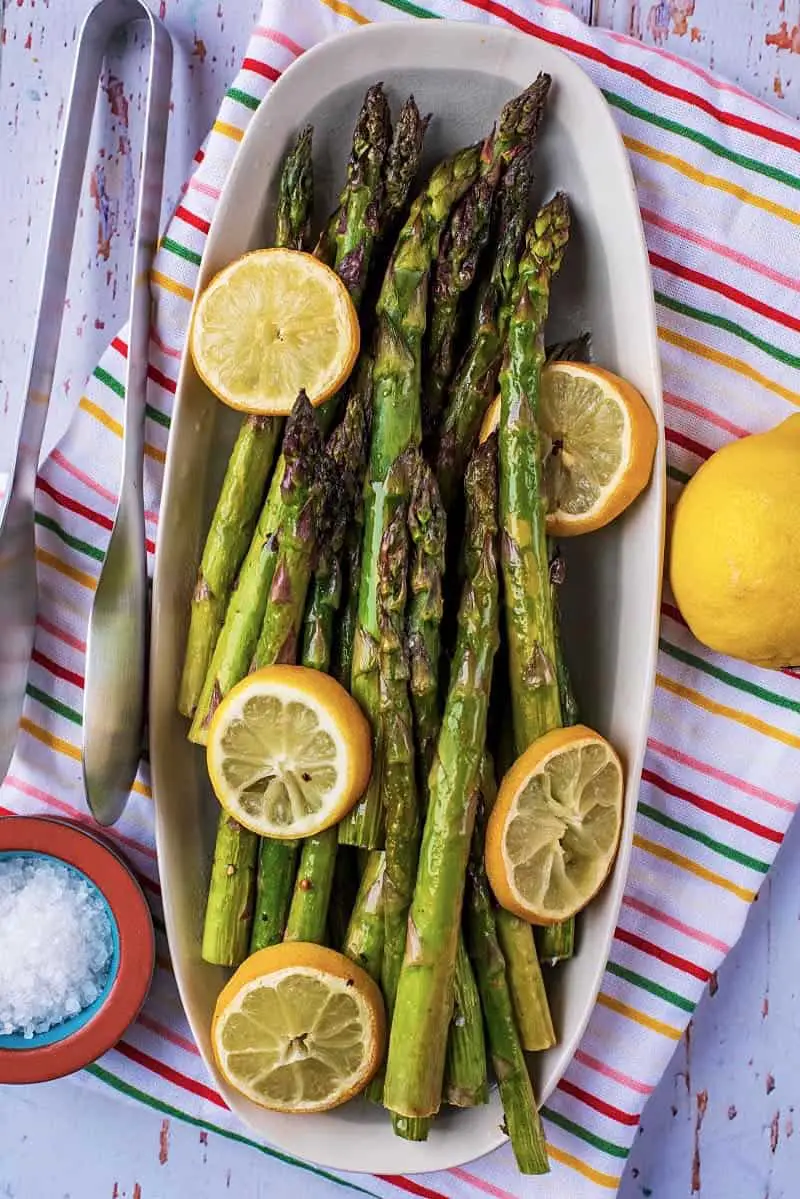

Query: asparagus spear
[406,458,446,803]
[435,154,530,515]
[249,839,299,951]
[340,142,482,850]
[536,544,580,965]
[382,96,431,235]
[190,91,392,743]
[342,850,386,980]
[383,436,500,1120]
[201,394,325,965]
[423,76,551,439]
[499,194,570,753]
[377,467,419,1019]
[201,814,258,966]
[283,366,374,947]
[465,754,549,1175]
[444,935,489,1108]
[178,128,314,717]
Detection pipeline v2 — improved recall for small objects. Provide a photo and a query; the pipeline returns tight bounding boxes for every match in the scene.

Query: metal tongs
[0,0,172,825]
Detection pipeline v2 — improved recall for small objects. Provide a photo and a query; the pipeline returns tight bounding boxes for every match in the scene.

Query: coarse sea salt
[0,856,114,1039]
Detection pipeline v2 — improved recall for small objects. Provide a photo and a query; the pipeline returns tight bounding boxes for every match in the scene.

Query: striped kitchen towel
[3,1,800,1195]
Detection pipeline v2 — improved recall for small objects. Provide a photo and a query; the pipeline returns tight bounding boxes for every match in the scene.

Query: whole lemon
[669,414,800,669]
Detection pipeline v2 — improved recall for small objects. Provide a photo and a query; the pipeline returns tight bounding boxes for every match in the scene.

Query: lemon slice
[485,725,624,925]
[191,248,360,415]
[212,942,386,1113]
[478,362,657,535]
[206,665,372,839]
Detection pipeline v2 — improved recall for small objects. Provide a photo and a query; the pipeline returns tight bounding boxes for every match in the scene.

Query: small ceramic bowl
[0,815,154,1083]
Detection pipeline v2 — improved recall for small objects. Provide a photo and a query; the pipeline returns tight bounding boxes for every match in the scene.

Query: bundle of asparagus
[179,77,611,1177]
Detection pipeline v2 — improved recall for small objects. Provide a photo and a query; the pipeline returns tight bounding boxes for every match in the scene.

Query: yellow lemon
[669,414,800,669]
[212,942,386,1113]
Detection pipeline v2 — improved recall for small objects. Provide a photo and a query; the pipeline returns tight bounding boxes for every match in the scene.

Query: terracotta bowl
[0,815,154,1083]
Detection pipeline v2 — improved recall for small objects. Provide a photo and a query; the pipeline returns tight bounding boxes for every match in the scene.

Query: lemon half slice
[485,725,624,925]
[212,943,386,1113]
[206,665,372,839]
[191,248,360,415]
[479,362,657,535]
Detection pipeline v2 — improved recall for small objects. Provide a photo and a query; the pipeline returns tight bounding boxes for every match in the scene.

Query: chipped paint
[770,1110,781,1153]
[691,1089,709,1194]
[765,20,800,52]
[158,1119,170,1165]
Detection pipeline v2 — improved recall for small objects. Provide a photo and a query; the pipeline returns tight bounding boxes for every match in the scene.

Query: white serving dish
[151,19,665,1175]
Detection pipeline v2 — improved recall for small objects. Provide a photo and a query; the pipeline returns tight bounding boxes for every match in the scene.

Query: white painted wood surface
[1,2,799,1196]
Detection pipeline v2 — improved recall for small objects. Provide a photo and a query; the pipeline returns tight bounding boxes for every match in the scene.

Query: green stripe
[377,0,439,16]
[85,1063,382,1197]
[542,1107,628,1160]
[639,801,769,874]
[146,404,171,430]
[660,638,800,716]
[94,364,125,399]
[606,960,694,1013]
[667,463,690,485]
[161,236,203,267]
[34,513,105,563]
[26,683,82,726]
[656,291,800,372]
[606,90,800,193]
[227,86,260,112]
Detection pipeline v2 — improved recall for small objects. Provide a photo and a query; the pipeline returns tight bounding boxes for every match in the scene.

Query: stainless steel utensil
[0,0,172,826]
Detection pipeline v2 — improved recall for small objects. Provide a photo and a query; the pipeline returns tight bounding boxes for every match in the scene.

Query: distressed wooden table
[1,2,799,1196]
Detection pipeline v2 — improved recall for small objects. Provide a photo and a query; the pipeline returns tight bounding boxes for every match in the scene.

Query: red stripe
[111,336,128,358]
[148,364,177,394]
[557,1078,640,1127]
[665,427,712,460]
[31,649,85,690]
[175,205,211,235]
[377,1178,449,1199]
[651,251,800,336]
[194,148,205,165]
[642,767,783,843]
[614,926,711,982]
[459,0,800,155]
[36,477,113,531]
[241,56,281,82]
[115,1041,227,1108]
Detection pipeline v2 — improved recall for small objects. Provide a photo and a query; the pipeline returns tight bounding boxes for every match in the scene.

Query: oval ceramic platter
[151,20,665,1176]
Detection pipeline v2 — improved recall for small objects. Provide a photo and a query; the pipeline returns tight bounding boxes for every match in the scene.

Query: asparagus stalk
[383,436,500,1120]
[328,847,360,950]
[283,366,374,947]
[250,839,299,951]
[407,458,446,804]
[178,128,314,717]
[536,543,579,965]
[423,76,551,439]
[435,155,530,515]
[190,91,391,743]
[342,850,386,980]
[444,935,489,1108]
[465,754,549,1175]
[201,814,258,966]
[496,910,555,1049]
[382,96,431,235]
[340,142,482,850]
[499,194,570,753]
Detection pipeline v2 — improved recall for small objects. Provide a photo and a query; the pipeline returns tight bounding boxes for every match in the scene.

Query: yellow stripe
[317,0,370,22]
[625,135,800,228]
[546,1144,621,1190]
[597,991,683,1041]
[80,396,122,437]
[659,327,800,407]
[21,716,80,761]
[212,119,244,143]
[20,717,153,798]
[79,396,166,464]
[633,833,757,902]
[36,547,97,591]
[657,672,800,751]
[151,270,194,303]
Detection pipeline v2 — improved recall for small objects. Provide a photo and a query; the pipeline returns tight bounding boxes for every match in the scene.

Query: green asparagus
[249,838,299,951]
[383,436,500,1119]
[382,96,431,234]
[342,850,386,980]
[178,127,314,717]
[423,75,551,438]
[465,755,549,1175]
[444,935,488,1108]
[340,142,482,850]
[201,813,258,966]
